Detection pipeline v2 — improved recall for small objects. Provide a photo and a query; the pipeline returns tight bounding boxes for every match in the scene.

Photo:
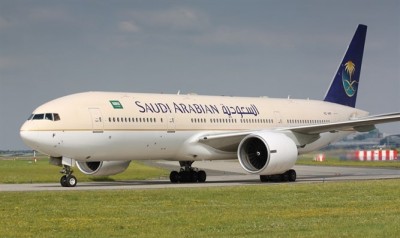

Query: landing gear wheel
[169,161,207,183]
[288,169,296,182]
[178,171,190,183]
[197,170,206,183]
[191,171,199,182]
[281,173,289,182]
[260,175,269,182]
[259,170,296,183]
[60,175,68,187]
[59,165,77,187]
[66,175,77,187]
[170,171,179,183]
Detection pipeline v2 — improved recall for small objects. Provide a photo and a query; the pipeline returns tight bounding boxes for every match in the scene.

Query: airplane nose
[20,121,59,156]
[20,128,36,149]
[20,121,38,149]
[20,120,29,132]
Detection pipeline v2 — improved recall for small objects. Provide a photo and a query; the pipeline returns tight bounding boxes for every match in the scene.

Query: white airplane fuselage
[20,91,367,162]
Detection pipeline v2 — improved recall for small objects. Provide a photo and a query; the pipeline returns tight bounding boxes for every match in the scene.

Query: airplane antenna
[177,90,180,95]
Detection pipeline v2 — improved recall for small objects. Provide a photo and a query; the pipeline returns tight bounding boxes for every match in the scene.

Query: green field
[0,180,399,237]
[0,157,169,184]
[1,155,399,237]
[297,155,400,168]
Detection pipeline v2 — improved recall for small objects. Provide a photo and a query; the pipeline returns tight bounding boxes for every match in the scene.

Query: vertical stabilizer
[324,24,367,108]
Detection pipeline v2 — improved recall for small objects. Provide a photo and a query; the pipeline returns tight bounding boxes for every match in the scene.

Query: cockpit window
[27,114,34,120]
[32,114,44,120]
[30,113,60,121]
[45,113,53,121]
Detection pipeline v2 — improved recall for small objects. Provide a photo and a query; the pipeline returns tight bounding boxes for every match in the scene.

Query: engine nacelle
[76,161,131,176]
[238,132,298,175]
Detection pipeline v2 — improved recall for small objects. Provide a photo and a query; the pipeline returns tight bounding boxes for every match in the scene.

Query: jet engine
[76,161,131,176]
[237,132,298,175]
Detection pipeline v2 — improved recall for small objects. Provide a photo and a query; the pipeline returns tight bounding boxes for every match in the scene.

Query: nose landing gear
[60,165,77,187]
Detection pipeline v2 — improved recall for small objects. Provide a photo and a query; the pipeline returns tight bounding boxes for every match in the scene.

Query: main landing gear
[169,161,207,183]
[59,165,77,187]
[259,169,297,183]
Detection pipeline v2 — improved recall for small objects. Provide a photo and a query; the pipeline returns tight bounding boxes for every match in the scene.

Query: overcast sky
[1,0,399,150]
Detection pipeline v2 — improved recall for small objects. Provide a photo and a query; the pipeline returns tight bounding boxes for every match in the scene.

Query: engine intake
[238,132,298,175]
[76,161,131,176]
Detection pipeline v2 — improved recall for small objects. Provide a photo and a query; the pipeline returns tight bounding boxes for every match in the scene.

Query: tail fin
[324,24,367,108]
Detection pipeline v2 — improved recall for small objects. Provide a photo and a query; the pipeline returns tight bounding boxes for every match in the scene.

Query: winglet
[324,24,367,108]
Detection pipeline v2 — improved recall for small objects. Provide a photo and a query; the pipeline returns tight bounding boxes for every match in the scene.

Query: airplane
[20,24,400,187]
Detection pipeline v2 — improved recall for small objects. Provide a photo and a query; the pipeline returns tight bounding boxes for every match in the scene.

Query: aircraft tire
[288,169,296,182]
[179,171,190,183]
[60,175,68,187]
[281,173,289,182]
[66,175,77,187]
[260,175,269,182]
[170,171,179,183]
[191,171,199,183]
[197,170,206,183]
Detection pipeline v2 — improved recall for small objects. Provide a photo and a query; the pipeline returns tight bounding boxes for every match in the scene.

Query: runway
[1,160,399,192]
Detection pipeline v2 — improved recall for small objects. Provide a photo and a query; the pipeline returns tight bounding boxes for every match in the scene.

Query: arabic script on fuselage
[134,101,259,118]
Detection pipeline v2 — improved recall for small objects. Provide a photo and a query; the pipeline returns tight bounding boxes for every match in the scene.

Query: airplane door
[88,108,104,133]
[167,116,175,133]
[273,111,283,124]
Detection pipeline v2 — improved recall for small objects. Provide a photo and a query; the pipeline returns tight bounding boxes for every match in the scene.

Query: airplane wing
[289,112,400,134]
[199,112,400,152]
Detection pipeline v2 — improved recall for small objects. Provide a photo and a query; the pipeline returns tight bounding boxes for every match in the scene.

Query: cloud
[105,7,209,49]
[0,57,18,70]
[118,21,140,33]
[128,7,209,31]
[194,26,295,49]
[122,7,296,50]
[28,6,72,22]
[0,16,11,29]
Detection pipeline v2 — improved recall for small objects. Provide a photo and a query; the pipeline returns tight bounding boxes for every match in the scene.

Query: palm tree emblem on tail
[342,60,357,97]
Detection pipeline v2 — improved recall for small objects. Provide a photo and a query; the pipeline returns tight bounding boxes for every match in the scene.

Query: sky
[1,0,399,150]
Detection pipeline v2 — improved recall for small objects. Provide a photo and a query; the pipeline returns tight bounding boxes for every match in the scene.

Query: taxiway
[0,160,399,192]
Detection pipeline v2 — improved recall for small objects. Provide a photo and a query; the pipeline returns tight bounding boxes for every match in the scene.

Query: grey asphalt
[1,160,399,192]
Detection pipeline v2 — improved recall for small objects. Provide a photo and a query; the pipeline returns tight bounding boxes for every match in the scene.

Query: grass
[297,154,400,168]
[0,156,169,184]
[0,180,399,237]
